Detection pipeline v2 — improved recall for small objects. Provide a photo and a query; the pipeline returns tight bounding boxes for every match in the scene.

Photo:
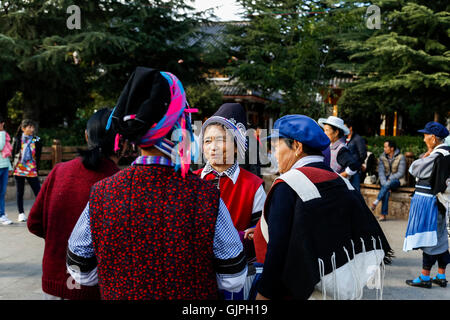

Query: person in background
[404,122,450,289]
[11,119,42,222]
[344,119,367,191]
[446,134,450,239]
[318,116,359,180]
[370,140,406,221]
[27,108,120,300]
[361,138,377,184]
[0,116,13,225]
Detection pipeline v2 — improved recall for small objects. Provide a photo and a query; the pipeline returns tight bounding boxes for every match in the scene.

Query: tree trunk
[434,112,439,122]
[22,95,40,126]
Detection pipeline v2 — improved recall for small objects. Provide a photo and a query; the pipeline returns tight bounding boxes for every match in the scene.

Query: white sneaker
[0,215,13,225]
[18,213,27,222]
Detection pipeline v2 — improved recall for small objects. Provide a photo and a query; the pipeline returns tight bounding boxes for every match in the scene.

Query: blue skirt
[403,191,439,252]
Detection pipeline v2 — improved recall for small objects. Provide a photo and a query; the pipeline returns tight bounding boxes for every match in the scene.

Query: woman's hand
[422,149,432,158]
[244,227,256,240]
[340,171,349,178]
[256,292,270,300]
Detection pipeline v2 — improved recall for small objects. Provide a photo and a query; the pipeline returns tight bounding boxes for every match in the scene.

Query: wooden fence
[39,141,420,184]
[39,139,82,175]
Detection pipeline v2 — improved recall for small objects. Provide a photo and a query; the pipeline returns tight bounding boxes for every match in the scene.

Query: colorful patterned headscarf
[107,71,198,178]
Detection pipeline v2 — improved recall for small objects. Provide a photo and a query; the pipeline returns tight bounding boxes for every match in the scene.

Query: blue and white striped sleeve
[66,202,98,286]
[213,198,248,292]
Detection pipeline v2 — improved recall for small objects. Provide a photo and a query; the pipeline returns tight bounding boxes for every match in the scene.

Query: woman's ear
[293,140,302,156]
[298,142,304,156]
[85,130,89,143]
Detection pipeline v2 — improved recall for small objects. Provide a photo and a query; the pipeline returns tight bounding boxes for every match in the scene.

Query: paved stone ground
[1,199,449,300]
[0,200,44,300]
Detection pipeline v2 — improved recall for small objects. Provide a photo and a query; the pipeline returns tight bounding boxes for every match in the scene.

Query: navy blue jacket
[346,133,367,167]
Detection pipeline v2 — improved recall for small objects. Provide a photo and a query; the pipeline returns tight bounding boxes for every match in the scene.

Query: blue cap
[268,115,330,151]
[418,121,449,139]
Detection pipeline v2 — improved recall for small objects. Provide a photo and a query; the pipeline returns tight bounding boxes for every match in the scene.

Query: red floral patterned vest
[89,165,220,300]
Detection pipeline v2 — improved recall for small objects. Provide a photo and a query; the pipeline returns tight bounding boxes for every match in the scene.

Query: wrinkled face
[203,125,235,166]
[271,138,299,174]
[383,142,394,155]
[323,124,339,143]
[22,125,35,136]
[424,134,438,150]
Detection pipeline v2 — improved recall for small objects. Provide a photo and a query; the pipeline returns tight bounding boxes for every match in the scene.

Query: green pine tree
[226,0,364,118]
[336,1,450,132]
[0,0,217,127]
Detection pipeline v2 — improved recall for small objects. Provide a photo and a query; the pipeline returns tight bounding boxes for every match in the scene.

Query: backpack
[1,132,12,158]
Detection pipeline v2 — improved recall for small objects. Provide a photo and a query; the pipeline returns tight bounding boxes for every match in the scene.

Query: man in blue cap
[249,114,393,300]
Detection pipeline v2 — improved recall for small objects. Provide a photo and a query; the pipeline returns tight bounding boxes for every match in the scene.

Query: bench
[360,183,414,220]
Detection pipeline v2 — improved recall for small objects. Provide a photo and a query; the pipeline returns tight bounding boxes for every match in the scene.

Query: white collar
[291,155,325,170]
[431,143,449,156]
[432,143,446,152]
[201,162,240,184]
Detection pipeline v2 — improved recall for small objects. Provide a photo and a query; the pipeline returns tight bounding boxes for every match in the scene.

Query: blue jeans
[0,167,9,216]
[349,171,361,192]
[377,179,400,216]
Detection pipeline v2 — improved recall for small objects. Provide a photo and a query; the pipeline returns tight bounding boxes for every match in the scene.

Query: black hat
[201,103,248,157]
[211,103,247,131]
[112,67,171,143]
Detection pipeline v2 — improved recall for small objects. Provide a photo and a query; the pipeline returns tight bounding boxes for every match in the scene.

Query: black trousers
[423,251,450,270]
[14,176,41,213]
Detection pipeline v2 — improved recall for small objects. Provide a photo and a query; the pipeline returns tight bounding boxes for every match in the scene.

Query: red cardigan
[27,157,119,300]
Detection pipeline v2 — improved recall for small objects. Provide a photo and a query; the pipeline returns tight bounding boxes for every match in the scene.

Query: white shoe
[18,213,27,222]
[0,215,13,225]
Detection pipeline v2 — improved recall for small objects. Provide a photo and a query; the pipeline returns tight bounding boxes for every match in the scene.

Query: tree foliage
[227,0,449,133]
[335,1,450,132]
[0,0,217,129]
[226,0,364,118]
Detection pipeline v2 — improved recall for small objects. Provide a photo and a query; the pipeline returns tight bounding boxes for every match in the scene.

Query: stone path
[1,199,449,300]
